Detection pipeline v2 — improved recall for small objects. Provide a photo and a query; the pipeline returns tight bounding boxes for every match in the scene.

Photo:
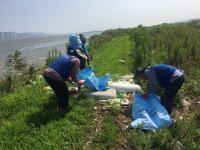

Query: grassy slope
[0,36,132,149]
[0,35,199,149]
[91,36,132,75]
[0,78,95,149]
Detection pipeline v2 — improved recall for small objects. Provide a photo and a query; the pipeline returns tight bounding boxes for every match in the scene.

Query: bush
[45,48,62,66]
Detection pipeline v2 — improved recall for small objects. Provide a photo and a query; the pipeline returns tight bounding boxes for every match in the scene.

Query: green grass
[89,115,121,149]
[91,36,132,76]
[0,77,95,149]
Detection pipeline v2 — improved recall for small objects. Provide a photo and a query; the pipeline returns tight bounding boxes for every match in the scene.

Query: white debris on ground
[44,86,53,94]
[109,81,143,93]
[181,97,191,110]
[84,89,117,99]
[84,74,143,110]
[118,59,126,63]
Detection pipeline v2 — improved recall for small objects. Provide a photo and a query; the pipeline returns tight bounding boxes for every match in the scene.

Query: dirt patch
[174,96,200,120]
[83,101,133,149]
[115,107,132,149]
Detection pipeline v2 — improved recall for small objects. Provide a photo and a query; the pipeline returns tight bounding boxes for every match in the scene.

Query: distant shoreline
[0,35,67,77]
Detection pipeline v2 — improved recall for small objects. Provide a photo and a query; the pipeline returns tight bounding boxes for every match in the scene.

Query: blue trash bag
[97,75,110,91]
[131,93,173,130]
[78,67,93,80]
[78,67,110,91]
[84,72,99,91]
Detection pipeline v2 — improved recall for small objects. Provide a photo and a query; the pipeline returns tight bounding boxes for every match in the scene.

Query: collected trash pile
[78,67,142,108]
[78,67,173,130]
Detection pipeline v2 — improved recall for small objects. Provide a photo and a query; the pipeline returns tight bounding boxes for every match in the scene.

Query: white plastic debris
[174,140,184,150]
[120,99,129,106]
[182,99,190,110]
[118,59,125,63]
[108,81,143,93]
[108,99,121,104]
[84,89,117,100]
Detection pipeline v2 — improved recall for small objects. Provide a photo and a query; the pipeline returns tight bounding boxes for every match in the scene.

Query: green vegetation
[0,77,95,149]
[45,48,62,66]
[0,50,38,94]
[91,36,132,75]
[0,20,200,149]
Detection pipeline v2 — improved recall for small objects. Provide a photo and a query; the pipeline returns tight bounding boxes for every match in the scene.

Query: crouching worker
[135,64,185,115]
[42,54,83,113]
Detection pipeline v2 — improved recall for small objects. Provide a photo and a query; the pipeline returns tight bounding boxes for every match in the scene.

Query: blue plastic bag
[131,93,173,130]
[78,67,110,91]
[84,72,99,91]
[78,67,93,80]
[97,75,110,91]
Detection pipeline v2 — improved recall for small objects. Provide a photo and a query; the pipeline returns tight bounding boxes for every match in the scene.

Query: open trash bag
[131,93,173,130]
[78,67,110,91]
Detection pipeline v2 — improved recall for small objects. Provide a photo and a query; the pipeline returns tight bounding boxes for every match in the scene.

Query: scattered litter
[174,140,184,150]
[30,80,36,85]
[69,87,78,92]
[93,107,97,110]
[82,73,142,111]
[118,59,125,63]
[108,99,121,104]
[109,81,143,93]
[119,75,133,81]
[120,99,129,106]
[99,100,108,103]
[102,105,112,110]
[36,75,43,79]
[182,99,190,110]
[84,89,117,100]
[44,86,53,94]
[44,86,51,90]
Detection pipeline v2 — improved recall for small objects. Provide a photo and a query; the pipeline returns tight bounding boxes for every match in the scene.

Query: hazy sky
[0,0,200,34]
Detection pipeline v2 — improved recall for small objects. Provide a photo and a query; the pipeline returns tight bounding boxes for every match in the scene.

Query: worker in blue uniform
[43,54,83,113]
[135,64,185,114]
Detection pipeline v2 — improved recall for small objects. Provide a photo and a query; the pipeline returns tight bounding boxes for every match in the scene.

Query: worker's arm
[70,58,84,90]
[144,68,159,95]
[70,58,79,84]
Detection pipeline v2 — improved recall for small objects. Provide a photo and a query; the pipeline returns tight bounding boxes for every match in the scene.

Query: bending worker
[43,54,83,113]
[135,64,185,114]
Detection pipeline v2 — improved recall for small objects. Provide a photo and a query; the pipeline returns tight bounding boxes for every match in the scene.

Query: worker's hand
[69,87,79,95]
[78,80,85,86]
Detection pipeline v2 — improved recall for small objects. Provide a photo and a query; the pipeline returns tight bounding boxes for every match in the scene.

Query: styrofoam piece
[84,89,117,100]
[108,81,143,93]
[120,99,130,106]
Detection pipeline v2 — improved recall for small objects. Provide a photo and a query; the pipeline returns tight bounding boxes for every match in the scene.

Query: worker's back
[49,55,73,80]
[150,64,176,88]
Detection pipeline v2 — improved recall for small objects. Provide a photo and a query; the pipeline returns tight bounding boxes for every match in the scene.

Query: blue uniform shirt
[144,64,183,93]
[49,55,73,81]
